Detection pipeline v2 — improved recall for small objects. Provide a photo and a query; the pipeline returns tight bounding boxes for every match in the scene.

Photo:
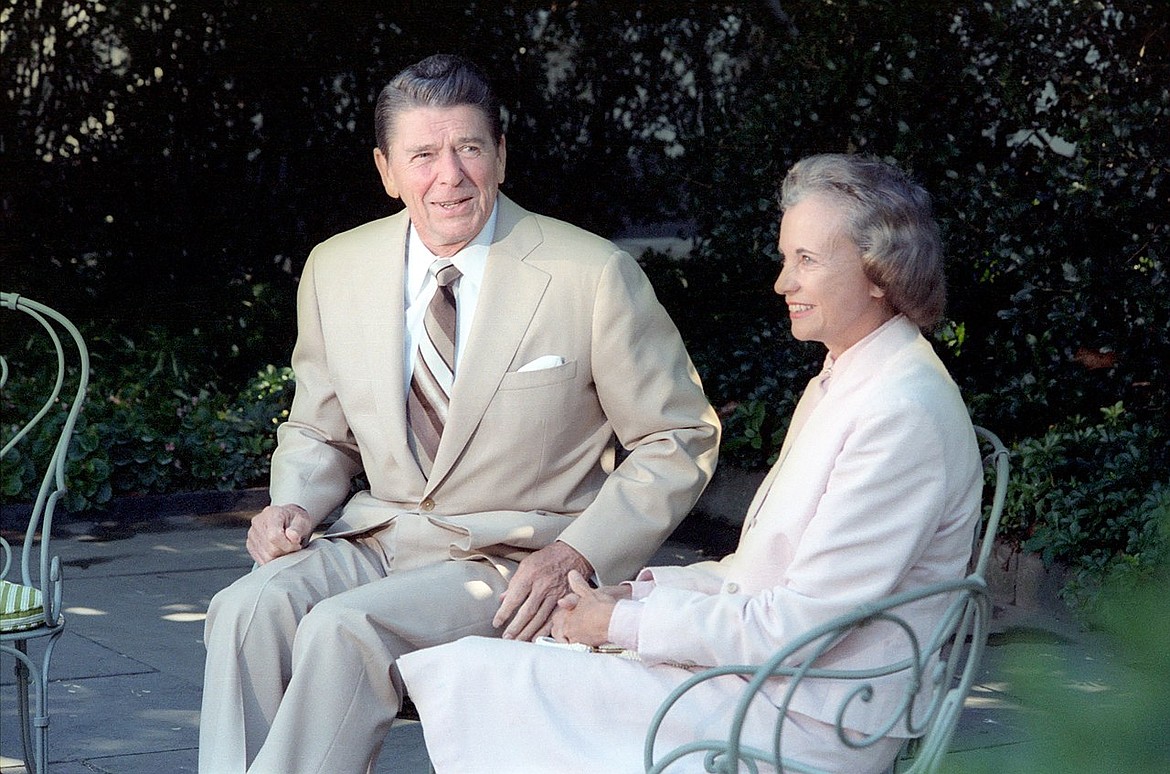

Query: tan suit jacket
[268,194,720,583]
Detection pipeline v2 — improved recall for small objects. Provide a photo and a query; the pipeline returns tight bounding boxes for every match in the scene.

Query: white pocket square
[517,355,566,372]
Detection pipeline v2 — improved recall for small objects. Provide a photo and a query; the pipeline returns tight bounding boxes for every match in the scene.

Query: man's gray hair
[374,54,502,154]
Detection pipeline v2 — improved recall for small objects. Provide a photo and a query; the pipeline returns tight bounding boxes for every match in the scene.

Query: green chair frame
[1,293,90,774]
[644,426,1009,774]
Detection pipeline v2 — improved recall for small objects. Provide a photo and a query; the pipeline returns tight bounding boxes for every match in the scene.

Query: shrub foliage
[2,1,1167,601]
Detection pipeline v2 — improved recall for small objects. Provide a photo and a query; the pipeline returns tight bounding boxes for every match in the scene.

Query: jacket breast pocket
[497,360,578,391]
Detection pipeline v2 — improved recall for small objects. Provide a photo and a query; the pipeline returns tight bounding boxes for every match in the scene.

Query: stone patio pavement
[1,490,1114,772]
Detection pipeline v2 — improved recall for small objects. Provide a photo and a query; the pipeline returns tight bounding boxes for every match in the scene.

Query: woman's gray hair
[780,154,946,328]
[374,54,502,155]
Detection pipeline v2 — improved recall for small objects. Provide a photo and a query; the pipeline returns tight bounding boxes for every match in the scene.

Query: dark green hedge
[3,1,1167,605]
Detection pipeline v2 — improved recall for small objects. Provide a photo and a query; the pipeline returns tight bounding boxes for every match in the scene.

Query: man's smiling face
[373,104,506,257]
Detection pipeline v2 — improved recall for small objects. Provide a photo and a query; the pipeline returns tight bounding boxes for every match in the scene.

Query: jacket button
[420,498,435,512]
[725,582,740,594]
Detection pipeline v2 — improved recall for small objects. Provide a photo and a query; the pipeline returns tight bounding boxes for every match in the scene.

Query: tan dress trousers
[198,513,514,774]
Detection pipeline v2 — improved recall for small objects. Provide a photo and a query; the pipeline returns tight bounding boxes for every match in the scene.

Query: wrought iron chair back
[644,426,1009,774]
[1,292,90,774]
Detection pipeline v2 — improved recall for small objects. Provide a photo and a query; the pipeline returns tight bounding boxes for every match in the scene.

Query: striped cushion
[0,579,45,632]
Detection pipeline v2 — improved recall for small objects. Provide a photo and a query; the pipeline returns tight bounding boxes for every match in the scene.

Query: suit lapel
[738,374,825,537]
[426,197,548,491]
[360,213,426,487]
[736,319,919,535]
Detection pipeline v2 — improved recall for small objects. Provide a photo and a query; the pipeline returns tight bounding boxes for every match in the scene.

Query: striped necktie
[408,260,462,476]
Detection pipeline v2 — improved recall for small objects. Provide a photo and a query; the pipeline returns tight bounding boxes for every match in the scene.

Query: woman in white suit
[396,154,983,773]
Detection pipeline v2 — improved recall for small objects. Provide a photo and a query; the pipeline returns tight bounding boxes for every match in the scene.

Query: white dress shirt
[402,204,498,392]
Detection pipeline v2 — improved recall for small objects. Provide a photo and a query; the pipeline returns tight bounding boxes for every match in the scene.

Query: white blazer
[629,315,982,735]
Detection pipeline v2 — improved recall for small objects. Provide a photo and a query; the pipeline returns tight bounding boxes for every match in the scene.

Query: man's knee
[301,592,365,632]
[204,580,252,646]
[294,593,394,659]
[290,561,508,657]
[205,566,308,647]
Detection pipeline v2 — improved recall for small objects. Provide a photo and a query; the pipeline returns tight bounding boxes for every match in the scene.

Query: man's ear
[495,134,506,186]
[373,148,399,198]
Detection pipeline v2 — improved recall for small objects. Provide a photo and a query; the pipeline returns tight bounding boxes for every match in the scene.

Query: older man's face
[373,105,506,258]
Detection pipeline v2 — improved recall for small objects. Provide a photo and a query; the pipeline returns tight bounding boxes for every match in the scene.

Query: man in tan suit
[198,54,720,773]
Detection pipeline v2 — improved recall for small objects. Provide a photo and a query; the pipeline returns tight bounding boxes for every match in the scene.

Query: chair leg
[33,635,59,774]
[9,638,52,774]
[12,642,37,774]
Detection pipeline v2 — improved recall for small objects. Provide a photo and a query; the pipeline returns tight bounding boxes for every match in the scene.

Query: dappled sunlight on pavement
[1,496,1125,773]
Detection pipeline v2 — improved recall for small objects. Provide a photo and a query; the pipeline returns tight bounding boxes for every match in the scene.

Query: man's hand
[549,570,622,648]
[247,504,313,565]
[493,541,593,641]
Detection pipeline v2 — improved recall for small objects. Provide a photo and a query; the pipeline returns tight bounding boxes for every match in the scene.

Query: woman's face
[773,193,893,358]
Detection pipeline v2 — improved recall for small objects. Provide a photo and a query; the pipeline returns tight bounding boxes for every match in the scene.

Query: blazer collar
[820,314,918,396]
[425,194,550,490]
[738,315,924,528]
[358,209,426,487]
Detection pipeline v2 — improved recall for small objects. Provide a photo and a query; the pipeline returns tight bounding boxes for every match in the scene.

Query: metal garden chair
[644,426,1010,774]
[1,292,90,774]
